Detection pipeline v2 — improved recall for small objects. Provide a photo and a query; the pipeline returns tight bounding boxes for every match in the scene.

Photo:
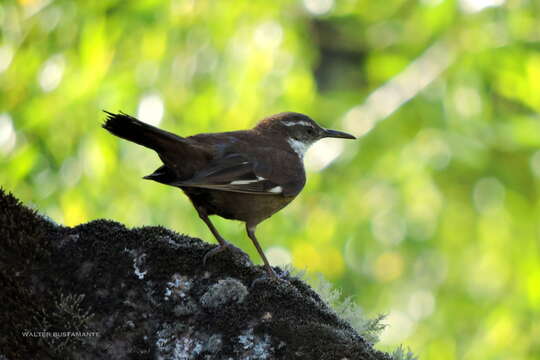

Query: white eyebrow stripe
[268,186,282,193]
[282,120,313,128]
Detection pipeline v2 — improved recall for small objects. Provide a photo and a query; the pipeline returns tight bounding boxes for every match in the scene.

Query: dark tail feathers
[143,165,178,184]
[102,111,184,151]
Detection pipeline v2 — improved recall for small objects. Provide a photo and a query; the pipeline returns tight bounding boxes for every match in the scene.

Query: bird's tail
[102,111,184,151]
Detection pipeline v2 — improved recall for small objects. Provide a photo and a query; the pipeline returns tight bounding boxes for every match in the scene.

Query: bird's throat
[287,138,311,158]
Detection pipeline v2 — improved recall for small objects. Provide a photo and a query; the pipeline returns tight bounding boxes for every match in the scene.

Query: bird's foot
[203,241,249,266]
[251,266,289,288]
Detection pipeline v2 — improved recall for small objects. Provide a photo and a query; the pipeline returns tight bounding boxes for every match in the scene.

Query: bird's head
[255,112,356,158]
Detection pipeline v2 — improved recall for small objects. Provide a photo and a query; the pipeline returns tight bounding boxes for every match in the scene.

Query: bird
[102,111,355,279]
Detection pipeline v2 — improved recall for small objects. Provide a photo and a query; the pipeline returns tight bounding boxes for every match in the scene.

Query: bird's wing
[173,152,301,196]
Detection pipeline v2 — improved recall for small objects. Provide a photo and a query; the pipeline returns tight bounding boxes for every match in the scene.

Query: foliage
[392,345,418,360]
[1,0,540,359]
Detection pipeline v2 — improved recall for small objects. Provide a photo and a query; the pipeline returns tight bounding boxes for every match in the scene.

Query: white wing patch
[224,174,284,194]
[230,179,259,185]
[268,186,282,193]
[229,176,267,185]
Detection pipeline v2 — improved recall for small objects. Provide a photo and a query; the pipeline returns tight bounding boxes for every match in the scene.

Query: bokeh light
[1,1,540,359]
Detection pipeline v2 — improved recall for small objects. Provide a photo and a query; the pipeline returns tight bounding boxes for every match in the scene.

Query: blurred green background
[1,0,540,358]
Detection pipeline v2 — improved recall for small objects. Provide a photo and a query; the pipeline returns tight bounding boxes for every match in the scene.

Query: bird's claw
[251,267,289,288]
[202,241,249,266]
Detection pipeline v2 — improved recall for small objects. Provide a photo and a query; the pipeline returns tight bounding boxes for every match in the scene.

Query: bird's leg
[246,224,278,279]
[196,207,227,246]
[196,207,245,265]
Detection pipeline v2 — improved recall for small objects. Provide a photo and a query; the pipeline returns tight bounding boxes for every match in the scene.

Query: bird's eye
[307,128,315,135]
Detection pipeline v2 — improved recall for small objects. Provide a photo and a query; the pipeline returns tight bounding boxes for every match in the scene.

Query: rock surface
[0,189,392,360]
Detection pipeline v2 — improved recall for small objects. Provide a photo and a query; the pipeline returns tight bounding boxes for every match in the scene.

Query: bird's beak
[322,128,356,140]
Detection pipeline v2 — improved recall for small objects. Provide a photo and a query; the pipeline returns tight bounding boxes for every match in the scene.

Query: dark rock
[0,188,392,360]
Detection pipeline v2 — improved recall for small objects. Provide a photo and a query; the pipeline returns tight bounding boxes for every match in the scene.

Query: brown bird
[102,111,355,279]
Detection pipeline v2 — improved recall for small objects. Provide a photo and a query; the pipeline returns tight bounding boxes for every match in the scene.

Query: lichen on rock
[200,278,249,309]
